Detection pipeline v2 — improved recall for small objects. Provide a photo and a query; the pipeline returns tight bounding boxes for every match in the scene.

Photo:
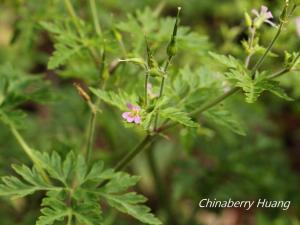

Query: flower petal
[122,112,130,119]
[252,9,259,17]
[296,17,300,37]
[134,116,141,124]
[127,103,134,110]
[127,116,135,123]
[265,20,276,27]
[265,11,273,19]
[261,5,268,14]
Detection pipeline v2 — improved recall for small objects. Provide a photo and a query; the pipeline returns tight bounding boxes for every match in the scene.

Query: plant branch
[85,106,97,163]
[251,22,284,79]
[159,67,293,132]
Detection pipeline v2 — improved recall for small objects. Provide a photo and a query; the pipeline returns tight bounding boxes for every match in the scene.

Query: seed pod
[166,7,181,58]
[280,0,289,23]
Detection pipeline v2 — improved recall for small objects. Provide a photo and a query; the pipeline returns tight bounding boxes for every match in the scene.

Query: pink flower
[252,5,276,27]
[122,103,141,124]
[147,83,159,99]
[296,17,300,37]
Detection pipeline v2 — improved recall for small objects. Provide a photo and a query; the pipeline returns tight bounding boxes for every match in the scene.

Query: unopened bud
[244,12,252,27]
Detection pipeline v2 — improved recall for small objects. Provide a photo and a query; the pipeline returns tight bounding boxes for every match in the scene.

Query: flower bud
[244,12,252,27]
[149,68,163,77]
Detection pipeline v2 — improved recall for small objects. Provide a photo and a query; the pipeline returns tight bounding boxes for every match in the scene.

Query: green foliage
[226,70,293,103]
[90,88,138,111]
[209,52,243,69]
[0,151,160,225]
[160,107,198,128]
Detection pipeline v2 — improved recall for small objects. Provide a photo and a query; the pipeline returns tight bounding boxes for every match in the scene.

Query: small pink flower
[147,83,159,99]
[252,5,276,27]
[122,103,141,124]
[296,17,300,37]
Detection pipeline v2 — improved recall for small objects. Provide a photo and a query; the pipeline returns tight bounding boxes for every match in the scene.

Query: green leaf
[103,172,140,194]
[102,192,161,225]
[226,70,293,103]
[209,52,243,69]
[73,199,103,225]
[84,161,114,184]
[0,165,59,198]
[0,176,43,198]
[37,192,70,225]
[160,107,199,128]
[48,42,83,69]
[90,88,137,111]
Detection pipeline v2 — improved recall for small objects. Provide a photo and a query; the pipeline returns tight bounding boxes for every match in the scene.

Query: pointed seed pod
[167,7,181,58]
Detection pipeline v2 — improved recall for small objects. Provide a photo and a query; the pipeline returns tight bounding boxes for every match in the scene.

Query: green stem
[89,0,102,37]
[67,209,73,225]
[10,125,51,184]
[85,109,97,163]
[251,22,284,78]
[114,135,154,171]
[97,135,155,188]
[146,147,178,225]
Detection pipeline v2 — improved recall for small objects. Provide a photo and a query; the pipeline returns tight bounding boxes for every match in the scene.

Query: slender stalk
[89,0,102,37]
[245,27,256,68]
[153,57,172,130]
[67,209,73,225]
[114,135,154,171]
[10,125,51,184]
[85,108,97,163]
[251,22,284,78]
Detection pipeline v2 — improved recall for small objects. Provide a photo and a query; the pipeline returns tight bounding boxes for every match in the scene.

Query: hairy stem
[154,57,172,130]
[10,125,51,184]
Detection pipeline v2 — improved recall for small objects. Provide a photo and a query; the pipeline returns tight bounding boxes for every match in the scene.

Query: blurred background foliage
[0,0,300,224]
